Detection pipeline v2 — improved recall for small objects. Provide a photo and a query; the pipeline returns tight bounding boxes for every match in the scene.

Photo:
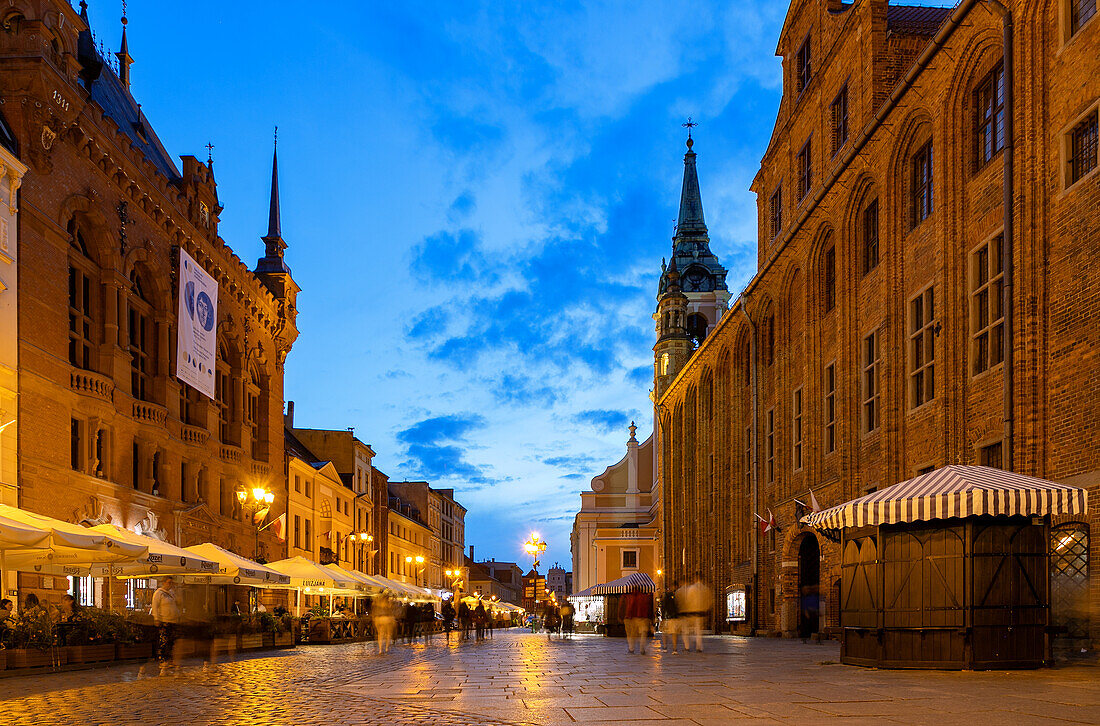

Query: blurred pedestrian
[441,599,455,641]
[676,573,712,653]
[474,600,488,641]
[560,601,574,639]
[543,601,560,642]
[458,599,472,640]
[619,584,654,654]
[151,576,181,663]
[373,592,396,654]
[660,582,680,654]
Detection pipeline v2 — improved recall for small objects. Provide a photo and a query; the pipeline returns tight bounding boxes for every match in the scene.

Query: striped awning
[801,465,1088,533]
[591,572,655,595]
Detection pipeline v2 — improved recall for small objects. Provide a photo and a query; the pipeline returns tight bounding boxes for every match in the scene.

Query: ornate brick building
[657,0,1099,647]
[0,1,298,604]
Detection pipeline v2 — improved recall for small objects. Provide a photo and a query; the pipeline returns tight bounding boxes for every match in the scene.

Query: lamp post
[237,485,275,562]
[445,567,466,602]
[522,532,547,574]
[348,532,374,572]
[405,555,425,587]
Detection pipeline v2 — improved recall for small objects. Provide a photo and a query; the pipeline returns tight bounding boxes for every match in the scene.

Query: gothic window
[1067,109,1098,186]
[765,408,775,484]
[909,286,936,408]
[831,84,848,155]
[764,315,776,366]
[246,362,262,457]
[862,199,879,274]
[769,185,782,240]
[862,331,880,434]
[798,138,813,201]
[128,270,153,402]
[1051,524,1090,639]
[824,362,836,454]
[792,388,803,471]
[971,236,1004,375]
[979,441,1003,468]
[68,220,96,371]
[911,141,934,227]
[822,244,836,313]
[975,62,1005,169]
[1070,0,1096,35]
[742,342,751,386]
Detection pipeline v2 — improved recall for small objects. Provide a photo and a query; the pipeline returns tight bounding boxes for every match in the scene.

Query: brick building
[657,0,1099,648]
[0,2,298,606]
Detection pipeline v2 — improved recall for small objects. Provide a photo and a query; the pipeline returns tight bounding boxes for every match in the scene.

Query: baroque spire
[676,135,706,236]
[256,127,291,275]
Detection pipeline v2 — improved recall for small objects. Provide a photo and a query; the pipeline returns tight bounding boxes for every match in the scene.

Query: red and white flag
[271,513,287,542]
[809,489,822,513]
[755,511,773,536]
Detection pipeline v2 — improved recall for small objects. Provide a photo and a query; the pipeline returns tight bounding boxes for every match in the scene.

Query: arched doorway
[798,534,821,638]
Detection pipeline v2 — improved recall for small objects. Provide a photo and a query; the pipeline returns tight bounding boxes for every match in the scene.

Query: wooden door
[840,534,881,665]
[970,518,1047,668]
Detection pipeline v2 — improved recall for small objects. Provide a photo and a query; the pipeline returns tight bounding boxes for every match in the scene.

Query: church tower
[653,256,692,399]
[656,132,730,349]
[255,134,300,368]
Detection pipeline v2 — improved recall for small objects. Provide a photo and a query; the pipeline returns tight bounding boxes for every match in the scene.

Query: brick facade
[0,1,298,606]
[657,0,1100,646]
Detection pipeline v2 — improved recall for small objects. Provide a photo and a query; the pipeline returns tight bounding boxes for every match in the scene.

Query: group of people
[449,598,494,641]
[0,592,84,647]
[618,574,713,655]
[540,601,575,640]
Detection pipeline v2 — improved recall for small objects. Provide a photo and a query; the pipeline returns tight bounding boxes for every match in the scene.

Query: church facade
[656,0,1099,647]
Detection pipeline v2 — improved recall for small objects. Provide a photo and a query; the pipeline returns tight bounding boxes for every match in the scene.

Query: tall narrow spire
[256,127,291,275]
[676,135,707,235]
[267,127,281,239]
[116,2,133,89]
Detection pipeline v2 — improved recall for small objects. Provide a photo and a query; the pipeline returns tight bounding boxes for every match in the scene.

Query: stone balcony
[132,400,168,426]
[180,424,210,447]
[250,460,271,478]
[220,444,243,465]
[70,369,114,403]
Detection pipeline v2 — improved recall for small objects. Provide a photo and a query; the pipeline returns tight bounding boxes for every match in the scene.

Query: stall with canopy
[801,465,1088,669]
[266,556,364,616]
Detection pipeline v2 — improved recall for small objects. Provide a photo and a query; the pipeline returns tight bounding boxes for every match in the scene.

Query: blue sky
[82,1,946,571]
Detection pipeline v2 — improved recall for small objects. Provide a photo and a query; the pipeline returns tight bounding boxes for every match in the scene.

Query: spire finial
[116,1,134,89]
[267,128,281,240]
[628,421,638,443]
[205,142,215,165]
[682,116,697,149]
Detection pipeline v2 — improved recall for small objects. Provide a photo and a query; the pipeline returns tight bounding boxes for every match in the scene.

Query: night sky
[82,1,947,570]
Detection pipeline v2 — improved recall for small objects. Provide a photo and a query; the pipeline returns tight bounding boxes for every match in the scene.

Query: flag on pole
[252,506,270,527]
[810,489,822,513]
[755,512,769,537]
[271,513,286,542]
[766,508,777,532]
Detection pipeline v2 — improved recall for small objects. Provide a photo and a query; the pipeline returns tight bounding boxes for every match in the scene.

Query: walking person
[676,573,712,653]
[151,576,181,664]
[560,601,574,640]
[660,582,680,654]
[458,600,472,641]
[441,599,455,642]
[373,592,396,655]
[543,601,560,642]
[619,584,654,654]
[474,600,488,641]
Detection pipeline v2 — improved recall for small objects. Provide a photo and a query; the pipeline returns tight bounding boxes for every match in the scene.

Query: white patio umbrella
[184,543,291,587]
[266,556,364,616]
[90,525,220,577]
[322,564,383,594]
[0,508,51,597]
[0,503,148,573]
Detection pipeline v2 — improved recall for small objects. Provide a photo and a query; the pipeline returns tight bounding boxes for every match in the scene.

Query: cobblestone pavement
[1,630,1098,725]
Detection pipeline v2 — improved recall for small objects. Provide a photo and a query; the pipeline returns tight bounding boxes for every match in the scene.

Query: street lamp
[405,555,425,587]
[522,532,547,573]
[348,532,374,572]
[237,485,275,561]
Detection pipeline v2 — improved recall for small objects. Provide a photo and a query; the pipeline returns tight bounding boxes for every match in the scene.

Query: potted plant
[115,615,153,660]
[65,608,122,663]
[7,609,61,669]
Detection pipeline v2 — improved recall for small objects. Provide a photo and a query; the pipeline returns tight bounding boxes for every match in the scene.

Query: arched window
[686,313,708,351]
[67,218,97,371]
[128,269,153,401]
[822,243,836,313]
[246,361,267,459]
[862,198,880,274]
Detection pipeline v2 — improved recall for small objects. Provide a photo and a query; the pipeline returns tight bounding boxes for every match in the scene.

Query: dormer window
[199,201,211,228]
[796,36,812,94]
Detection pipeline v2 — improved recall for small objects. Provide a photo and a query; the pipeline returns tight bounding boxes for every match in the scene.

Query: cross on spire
[205,142,215,164]
[682,116,698,138]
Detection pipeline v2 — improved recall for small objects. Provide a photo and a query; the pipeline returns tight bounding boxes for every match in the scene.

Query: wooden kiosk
[802,466,1087,670]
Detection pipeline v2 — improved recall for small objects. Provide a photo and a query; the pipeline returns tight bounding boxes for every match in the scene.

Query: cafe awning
[801,465,1089,537]
[266,556,362,595]
[322,564,384,594]
[185,543,291,587]
[0,503,148,571]
[90,524,219,577]
[591,572,655,595]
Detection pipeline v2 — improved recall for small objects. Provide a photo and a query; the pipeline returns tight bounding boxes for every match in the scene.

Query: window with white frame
[621,550,638,569]
[792,388,803,471]
[971,236,1005,375]
[862,331,880,433]
[909,286,936,408]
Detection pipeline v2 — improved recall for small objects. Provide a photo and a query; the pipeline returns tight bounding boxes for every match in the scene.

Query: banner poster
[175,247,218,400]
